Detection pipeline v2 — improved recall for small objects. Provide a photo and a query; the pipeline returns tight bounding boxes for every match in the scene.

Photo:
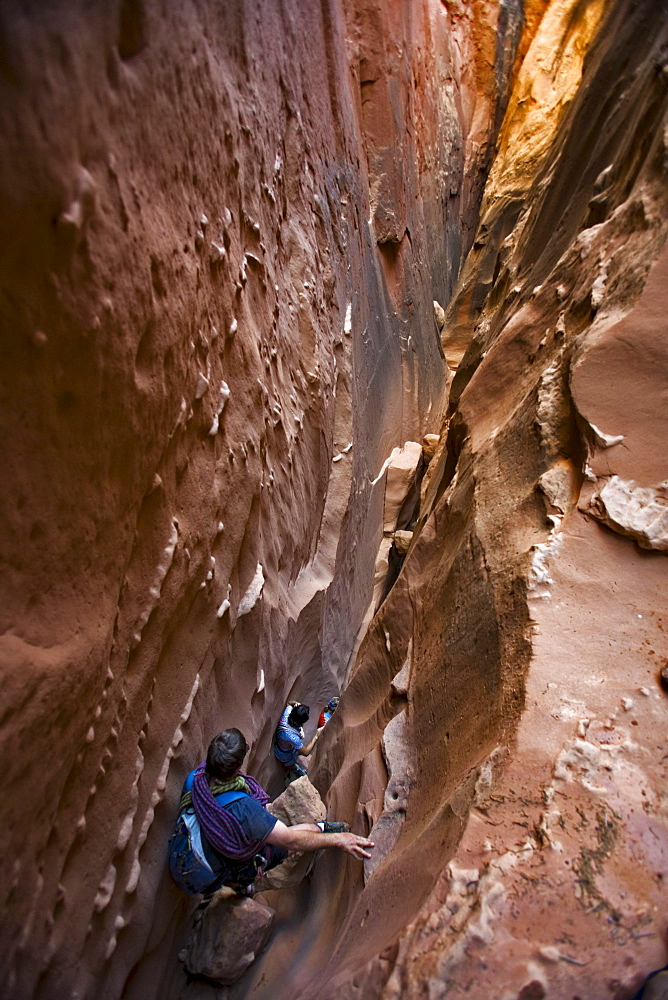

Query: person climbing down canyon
[169,728,372,898]
[273,701,322,782]
[318,696,339,727]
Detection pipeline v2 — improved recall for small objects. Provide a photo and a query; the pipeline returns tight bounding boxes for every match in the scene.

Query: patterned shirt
[273,705,304,766]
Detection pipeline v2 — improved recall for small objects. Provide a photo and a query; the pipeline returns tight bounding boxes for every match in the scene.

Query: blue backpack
[168,812,222,894]
[168,792,261,895]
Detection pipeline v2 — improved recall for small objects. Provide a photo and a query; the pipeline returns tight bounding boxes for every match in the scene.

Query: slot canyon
[1,1,667,998]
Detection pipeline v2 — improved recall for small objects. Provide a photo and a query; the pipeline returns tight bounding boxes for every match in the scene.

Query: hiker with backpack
[169,728,373,897]
[273,701,322,781]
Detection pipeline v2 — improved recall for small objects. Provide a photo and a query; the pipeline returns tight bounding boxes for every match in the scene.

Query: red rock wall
[0,3,515,999]
[260,2,667,999]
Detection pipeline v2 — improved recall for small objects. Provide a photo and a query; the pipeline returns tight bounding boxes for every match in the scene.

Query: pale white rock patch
[591,476,668,551]
[237,564,265,617]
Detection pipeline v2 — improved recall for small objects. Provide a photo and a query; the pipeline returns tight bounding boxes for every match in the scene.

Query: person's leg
[264,844,289,870]
[220,857,259,895]
[319,821,349,833]
[274,820,350,836]
[273,821,350,833]
[284,763,307,785]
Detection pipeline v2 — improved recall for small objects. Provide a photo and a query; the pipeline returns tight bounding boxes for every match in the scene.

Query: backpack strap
[180,789,246,815]
[214,790,246,807]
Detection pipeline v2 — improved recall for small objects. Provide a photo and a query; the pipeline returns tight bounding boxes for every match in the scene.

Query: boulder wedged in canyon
[183,893,274,986]
[0,2,516,999]
[1,1,667,999]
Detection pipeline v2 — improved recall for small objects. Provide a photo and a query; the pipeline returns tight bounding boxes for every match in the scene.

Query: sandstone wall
[234,1,668,998]
[0,3,515,999]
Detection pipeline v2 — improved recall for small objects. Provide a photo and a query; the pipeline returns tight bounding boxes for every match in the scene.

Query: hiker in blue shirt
[169,728,373,897]
[273,701,322,780]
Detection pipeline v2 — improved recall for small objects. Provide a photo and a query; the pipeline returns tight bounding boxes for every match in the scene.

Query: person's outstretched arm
[266,820,373,859]
[297,727,323,757]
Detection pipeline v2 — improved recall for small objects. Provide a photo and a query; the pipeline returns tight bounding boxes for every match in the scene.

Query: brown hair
[206,728,248,779]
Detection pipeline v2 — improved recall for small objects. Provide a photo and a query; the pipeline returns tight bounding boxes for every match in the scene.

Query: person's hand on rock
[338,833,374,859]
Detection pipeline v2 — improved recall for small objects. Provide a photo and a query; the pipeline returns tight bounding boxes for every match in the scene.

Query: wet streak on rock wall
[0,2,515,999]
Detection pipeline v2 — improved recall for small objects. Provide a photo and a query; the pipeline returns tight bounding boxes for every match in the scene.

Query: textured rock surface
[184,893,274,985]
[0,2,514,999]
[2,1,667,999]
[589,476,668,552]
[234,1,668,998]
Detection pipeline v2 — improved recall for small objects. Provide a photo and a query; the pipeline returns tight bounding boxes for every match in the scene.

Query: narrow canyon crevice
[0,2,666,1000]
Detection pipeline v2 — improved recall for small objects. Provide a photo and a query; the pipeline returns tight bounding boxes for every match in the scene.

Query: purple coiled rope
[191,762,271,860]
